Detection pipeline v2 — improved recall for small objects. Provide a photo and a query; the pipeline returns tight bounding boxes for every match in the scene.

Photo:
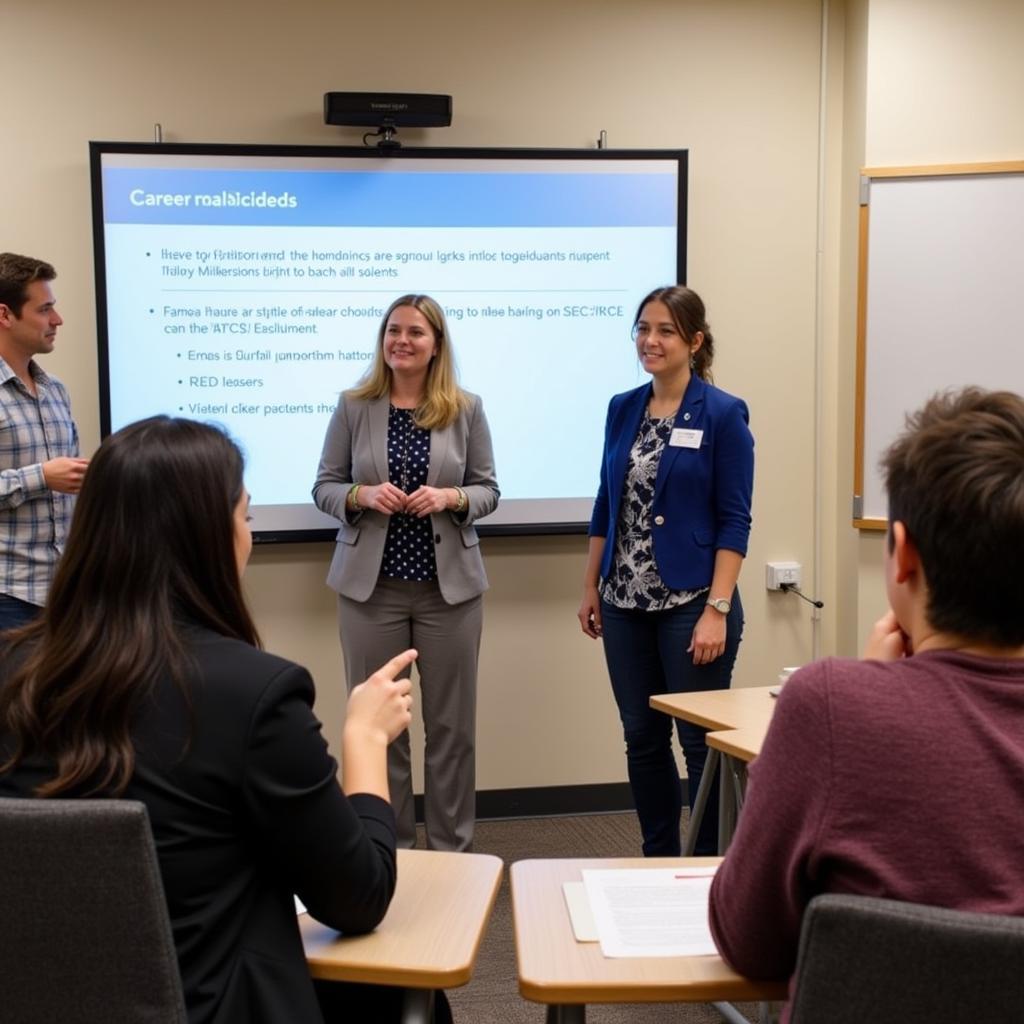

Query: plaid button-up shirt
[0,357,79,606]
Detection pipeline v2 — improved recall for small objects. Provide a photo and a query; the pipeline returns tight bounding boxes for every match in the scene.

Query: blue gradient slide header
[102,168,677,228]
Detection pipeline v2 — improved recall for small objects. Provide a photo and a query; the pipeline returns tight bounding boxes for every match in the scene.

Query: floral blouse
[600,410,705,611]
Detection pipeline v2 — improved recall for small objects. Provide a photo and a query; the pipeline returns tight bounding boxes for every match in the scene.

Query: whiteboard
[855,162,1024,527]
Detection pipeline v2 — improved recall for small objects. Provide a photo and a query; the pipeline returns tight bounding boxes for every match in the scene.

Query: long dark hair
[0,416,260,796]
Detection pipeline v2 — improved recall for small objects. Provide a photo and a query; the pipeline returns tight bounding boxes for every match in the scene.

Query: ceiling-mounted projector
[323,92,453,128]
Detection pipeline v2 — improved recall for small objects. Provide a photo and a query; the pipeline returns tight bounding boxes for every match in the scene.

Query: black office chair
[0,797,187,1024]
[789,893,1024,1023]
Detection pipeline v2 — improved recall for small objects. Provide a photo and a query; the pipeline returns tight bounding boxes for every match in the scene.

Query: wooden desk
[511,857,786,1023]
[708,726,766,763]
[302,848,502,1020]
[650,687,777,854]
[650,685,777,734]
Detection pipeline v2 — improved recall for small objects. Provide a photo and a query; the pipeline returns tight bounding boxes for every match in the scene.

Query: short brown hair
[882,387,1024,646]
[0,253,56,317]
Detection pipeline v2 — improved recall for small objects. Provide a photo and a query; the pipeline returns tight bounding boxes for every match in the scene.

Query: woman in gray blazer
[314,294,499,852]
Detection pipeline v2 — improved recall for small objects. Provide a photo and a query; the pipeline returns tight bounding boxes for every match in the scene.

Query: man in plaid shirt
[0,254,88,629]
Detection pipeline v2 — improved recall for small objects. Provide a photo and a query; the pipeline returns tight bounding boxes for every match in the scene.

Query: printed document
[582,866,718,957]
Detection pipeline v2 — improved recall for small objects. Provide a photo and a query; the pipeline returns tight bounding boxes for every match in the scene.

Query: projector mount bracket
[362,122,401,150]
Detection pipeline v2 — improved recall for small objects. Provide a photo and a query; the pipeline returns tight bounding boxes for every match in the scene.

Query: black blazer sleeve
[241,661,397,934]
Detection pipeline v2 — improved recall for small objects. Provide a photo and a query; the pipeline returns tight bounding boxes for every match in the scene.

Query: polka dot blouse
[381,405,439,582]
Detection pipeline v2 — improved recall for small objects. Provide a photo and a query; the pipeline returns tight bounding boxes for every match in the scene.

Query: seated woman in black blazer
[0,416,421,1024]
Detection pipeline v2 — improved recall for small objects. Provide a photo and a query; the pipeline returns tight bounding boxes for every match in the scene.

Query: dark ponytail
[634,285,715,382]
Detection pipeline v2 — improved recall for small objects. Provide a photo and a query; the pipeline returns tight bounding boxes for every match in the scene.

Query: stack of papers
[566,866,719,957]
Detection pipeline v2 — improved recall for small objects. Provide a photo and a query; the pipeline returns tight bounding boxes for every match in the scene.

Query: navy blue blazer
[589,375,754,591]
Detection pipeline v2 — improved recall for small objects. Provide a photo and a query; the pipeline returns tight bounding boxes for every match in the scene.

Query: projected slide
[92,147,686,537]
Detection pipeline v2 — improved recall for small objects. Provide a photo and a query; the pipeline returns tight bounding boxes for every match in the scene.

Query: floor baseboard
[413,782,634,822]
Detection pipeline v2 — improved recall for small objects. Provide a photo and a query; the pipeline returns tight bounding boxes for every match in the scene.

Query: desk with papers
[511,856,787,1023]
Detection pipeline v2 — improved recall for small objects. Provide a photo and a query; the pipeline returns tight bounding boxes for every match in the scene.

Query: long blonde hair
[348,294,469,429]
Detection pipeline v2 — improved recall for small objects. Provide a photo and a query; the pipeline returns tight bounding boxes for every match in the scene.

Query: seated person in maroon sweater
[709,387,1024,1003]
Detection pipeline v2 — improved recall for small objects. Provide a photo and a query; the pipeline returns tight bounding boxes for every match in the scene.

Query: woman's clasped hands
[356,482,454,518]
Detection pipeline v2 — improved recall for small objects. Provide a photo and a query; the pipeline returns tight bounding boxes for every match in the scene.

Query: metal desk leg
[717,753,739,853]
[712,1000,778,1024]
[728,758,745,813]
[546,1004,586,1023]
[400,988,435,1024]
[683,747,721,856]
[714,1000,754,1024]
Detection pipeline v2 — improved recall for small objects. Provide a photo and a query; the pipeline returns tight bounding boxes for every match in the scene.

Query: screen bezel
[89,142,688,542]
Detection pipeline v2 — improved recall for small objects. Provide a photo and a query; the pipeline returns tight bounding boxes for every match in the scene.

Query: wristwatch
[706,597,731,614]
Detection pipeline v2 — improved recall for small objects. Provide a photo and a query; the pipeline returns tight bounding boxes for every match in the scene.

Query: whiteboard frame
[854,160,1024,530]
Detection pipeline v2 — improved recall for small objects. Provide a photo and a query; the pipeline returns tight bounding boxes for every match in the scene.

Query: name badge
[669,428,703,448]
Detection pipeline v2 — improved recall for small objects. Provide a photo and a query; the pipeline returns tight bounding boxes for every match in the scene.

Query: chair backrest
[789,893,1024,1024]
[0,797,187,1024]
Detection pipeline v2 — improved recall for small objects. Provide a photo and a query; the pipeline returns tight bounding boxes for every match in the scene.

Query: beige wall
[817,0,867,660]
[8,0,1020,792]
[852,0,1024,641]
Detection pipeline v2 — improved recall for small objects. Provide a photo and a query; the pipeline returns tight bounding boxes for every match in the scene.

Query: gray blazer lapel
[369,397,391,483]
[427,420,452,486]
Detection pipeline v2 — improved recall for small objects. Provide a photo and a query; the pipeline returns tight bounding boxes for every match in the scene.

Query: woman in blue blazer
[314,295,499,853]
[578,286,754,856]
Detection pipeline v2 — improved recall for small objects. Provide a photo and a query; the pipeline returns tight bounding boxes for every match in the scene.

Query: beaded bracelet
[346,484,362,510]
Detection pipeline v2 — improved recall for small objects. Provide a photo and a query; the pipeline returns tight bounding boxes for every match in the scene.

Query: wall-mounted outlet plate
[766,561,802,590]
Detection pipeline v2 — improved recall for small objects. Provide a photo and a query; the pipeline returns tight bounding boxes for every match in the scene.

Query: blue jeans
[601,591,744,856]
[0,594,42,632]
